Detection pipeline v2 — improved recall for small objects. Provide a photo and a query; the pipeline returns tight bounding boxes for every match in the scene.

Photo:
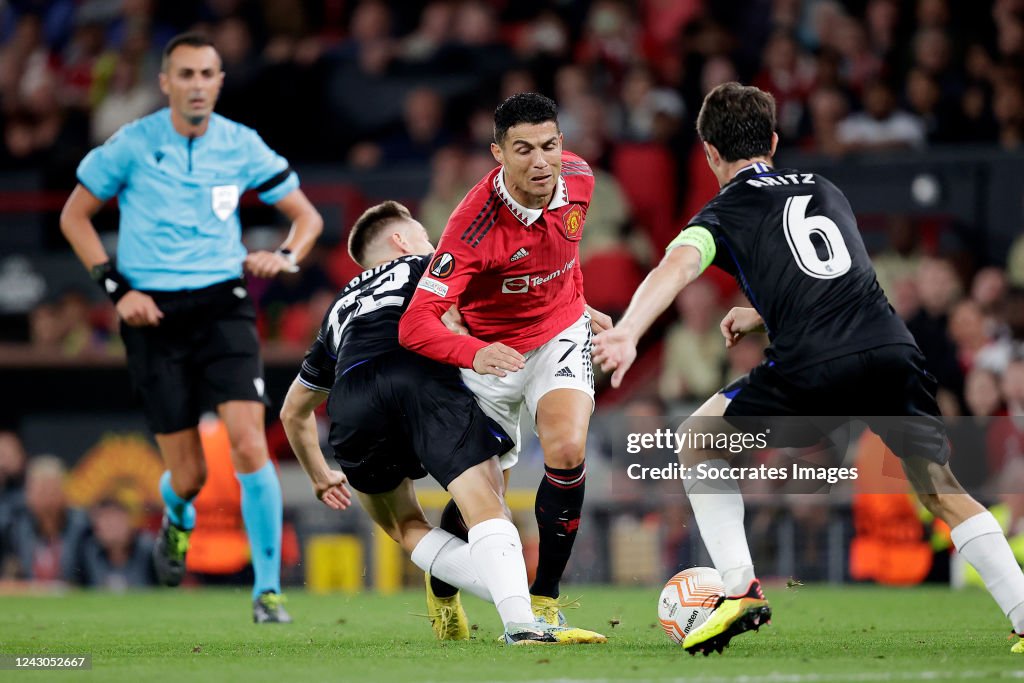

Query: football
[657,566,726,644]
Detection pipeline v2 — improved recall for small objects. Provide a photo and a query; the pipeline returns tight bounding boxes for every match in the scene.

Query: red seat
[581,248,645,317]
[612,143,677,251]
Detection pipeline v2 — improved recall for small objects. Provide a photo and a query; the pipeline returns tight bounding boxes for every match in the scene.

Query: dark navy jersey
[677,164,916,370]
[299,254,429,392]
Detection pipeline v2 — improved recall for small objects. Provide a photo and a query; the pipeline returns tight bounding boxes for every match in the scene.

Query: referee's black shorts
[721,344,949,464]
[121,278,264,435]
[327,350,515,494]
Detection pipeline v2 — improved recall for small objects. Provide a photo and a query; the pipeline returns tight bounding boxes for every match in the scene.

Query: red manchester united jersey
[399,151,595,368]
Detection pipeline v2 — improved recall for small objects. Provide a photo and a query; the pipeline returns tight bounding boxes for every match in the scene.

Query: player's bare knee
[541,434,586,469]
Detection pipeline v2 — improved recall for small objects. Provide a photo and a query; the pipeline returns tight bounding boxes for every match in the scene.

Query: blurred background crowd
[2,0,1024,590]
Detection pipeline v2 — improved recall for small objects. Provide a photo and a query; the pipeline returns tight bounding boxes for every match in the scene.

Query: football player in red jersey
[400,93,610,636]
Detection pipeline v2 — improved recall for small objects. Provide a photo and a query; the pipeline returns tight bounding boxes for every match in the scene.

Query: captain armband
[666,225,716,275]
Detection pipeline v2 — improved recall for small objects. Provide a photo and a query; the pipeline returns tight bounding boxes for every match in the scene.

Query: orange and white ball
[657,566,725,644]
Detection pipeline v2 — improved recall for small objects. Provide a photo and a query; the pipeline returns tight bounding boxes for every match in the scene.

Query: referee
[59,33,323,623]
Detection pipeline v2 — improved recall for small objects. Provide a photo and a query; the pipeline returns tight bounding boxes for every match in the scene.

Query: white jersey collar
[494,168,569,226]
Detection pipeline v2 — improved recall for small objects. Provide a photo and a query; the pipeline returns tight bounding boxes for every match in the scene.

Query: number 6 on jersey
[782,194,852,279]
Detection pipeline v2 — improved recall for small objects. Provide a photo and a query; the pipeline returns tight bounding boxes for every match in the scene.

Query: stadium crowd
[2,1,1024,587]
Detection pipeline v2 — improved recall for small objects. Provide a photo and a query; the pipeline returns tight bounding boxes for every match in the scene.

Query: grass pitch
[0,584,1018,682]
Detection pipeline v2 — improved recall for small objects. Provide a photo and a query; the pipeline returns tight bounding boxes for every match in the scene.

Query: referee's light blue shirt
[76,108,300,291]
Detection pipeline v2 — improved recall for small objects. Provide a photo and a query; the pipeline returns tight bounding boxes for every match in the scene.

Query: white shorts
[460,312,595,470]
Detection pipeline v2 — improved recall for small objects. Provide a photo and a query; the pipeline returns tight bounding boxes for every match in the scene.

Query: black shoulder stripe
[460,193,497,242]
[471,210,500,248]
[254,166,293,194]
[463,194,499,246]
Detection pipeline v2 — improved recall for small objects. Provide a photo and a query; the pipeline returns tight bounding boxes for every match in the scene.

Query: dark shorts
[327,350,514,494]
[721,344,949,464]
[121,279,263,434]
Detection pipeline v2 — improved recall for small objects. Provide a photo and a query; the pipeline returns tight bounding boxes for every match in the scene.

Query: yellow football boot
[424,574,470,641]
[683,580,771,656]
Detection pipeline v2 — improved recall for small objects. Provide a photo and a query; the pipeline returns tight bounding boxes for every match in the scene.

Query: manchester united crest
[562,204,585,241]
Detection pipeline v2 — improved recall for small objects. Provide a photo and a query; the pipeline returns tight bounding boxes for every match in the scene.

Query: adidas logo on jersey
[510,247,529,262]
[555,366,575,378]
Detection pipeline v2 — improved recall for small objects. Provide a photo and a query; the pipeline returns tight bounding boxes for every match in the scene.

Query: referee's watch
[275,248,300,273]
[90,261,133,304]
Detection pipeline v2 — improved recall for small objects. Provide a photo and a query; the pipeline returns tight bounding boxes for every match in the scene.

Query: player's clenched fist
[116,290,164,327]
[719,306,765,348]
[472,342,526,377]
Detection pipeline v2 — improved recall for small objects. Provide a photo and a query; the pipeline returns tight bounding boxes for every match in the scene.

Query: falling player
[280,200,606,645]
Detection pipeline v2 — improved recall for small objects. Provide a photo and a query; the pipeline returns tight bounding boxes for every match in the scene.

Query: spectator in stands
[1,455,90,584]
[80,495,156,589]
[753,30,814,142]
[499,67,537,103]
[993,83,1024,150]
[28,299,66,351]
[618,63,685,144]
[965,367,1005,418]
[905,67,960,144]
[948,299,992,374]
[971,267,1009,344]
[350,87,451,168]
[995,9,1024,59]
[977,288,1024,374]
[837,78,926,152]
[906,258,965,407]
[872,216,923,300]
[803,85,849,155]
[420,146,469,243]
[912,27,961,100]
[986,360,1024,475]
[514,10,571,61]
[659,280,726,408]
[865,0,901,61]
[576,0,641,80]
[399,0,453,64]
[833,15,880,93]
[0,431,28,534]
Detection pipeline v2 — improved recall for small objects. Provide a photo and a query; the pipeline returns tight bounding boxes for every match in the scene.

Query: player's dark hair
[348,200,414,267]
[493,93,559,145]
[162,32,217,71]
[696,82,777,162]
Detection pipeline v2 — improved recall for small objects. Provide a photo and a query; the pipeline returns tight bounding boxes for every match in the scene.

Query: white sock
[468,518,535,628]
[951,511,1024,633]
[684,458,756,596]
[410,528,491,602]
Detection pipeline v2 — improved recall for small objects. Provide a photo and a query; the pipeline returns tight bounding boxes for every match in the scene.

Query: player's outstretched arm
[593,245,703,388]
[280,379,351,510]
[60,184,164,327]
[244,188,324,278]
[720,307,766,348]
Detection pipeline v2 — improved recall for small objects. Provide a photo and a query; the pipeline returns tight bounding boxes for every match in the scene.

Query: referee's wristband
[90,261,133,304]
